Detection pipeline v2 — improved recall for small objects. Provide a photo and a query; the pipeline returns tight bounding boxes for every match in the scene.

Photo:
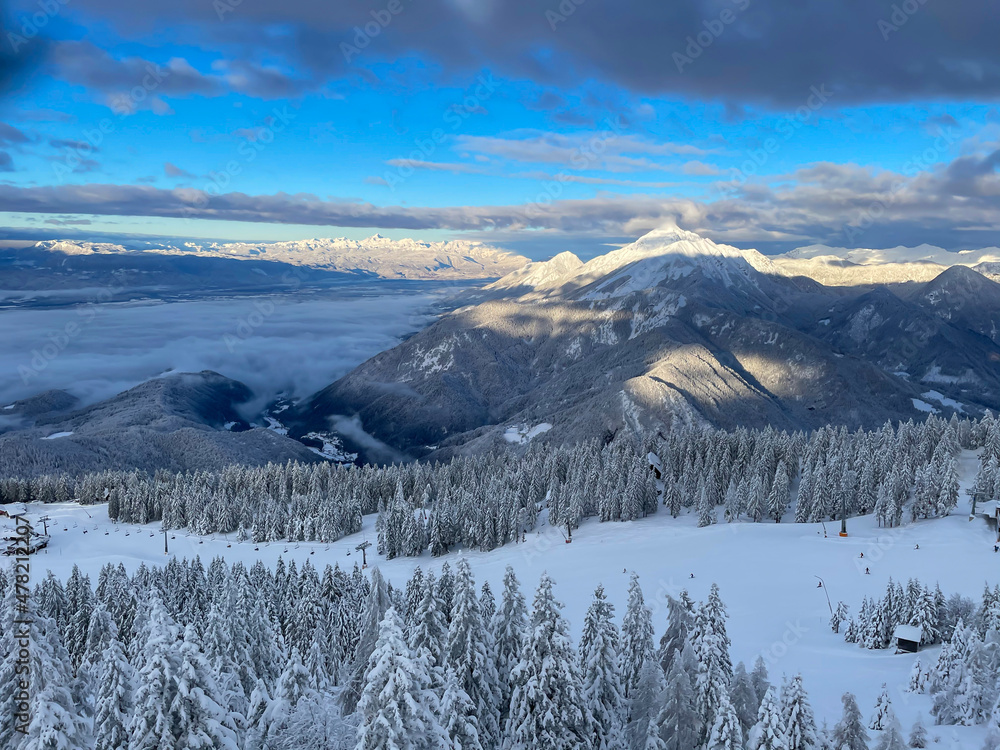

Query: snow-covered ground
[2,452,995,744]
[502,422,553,444]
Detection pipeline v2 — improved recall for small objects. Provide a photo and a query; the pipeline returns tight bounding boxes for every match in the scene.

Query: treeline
[0,414,993,558]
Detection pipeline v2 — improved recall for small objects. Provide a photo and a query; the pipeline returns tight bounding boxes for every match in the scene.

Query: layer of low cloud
[0,290,443,411]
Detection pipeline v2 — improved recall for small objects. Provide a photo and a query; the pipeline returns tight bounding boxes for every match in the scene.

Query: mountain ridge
[291,225,1000,461]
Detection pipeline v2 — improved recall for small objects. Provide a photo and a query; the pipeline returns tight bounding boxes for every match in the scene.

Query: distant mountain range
[289,225,1000,461]
[4,235,527,291]
[769,243,1000,287]
[6,226,1000,473]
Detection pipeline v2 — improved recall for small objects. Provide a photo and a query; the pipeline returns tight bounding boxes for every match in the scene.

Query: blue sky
[1,0,999,258]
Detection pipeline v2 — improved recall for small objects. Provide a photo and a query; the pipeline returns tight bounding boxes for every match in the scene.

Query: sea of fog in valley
[0,281,457,413]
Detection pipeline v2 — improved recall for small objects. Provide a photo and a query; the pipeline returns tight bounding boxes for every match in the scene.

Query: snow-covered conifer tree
[579,585,625,750]
[171,624,241,750]
[708,691,744,750]
[907,716,928,748]
[869,683,893,730]
[356,608,443,750]
[493,566,527,724]
[779,674,817,750]
[505,573,591,749]
[620,573,655,699]
[659,655,699,750]
[748,685,787,750]
[830,692,869,750]
[441,665,483,750]
[93,627,133,750]
[447,558,501,747]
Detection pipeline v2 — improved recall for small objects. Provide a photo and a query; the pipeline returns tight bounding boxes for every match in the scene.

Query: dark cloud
[0,151,13,171]
[48,0,1000,106]
[45,41,309,109]
[0,123,29,145]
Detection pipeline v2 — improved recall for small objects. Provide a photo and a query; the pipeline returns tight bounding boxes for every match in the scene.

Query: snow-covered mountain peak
[487,250,584,293]
[573,225,776,297]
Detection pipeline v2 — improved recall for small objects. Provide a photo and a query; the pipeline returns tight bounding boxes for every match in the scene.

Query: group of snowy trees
[840,578,993,651]
[0,557,835,750]
[0,413,992,557]
[907,584,1000,744]
[4,556,998,749]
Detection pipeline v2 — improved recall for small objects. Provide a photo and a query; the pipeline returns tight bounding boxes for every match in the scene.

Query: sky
[1,0,1000,258]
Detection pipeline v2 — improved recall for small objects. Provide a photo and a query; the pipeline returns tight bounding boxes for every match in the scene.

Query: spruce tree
[447,558,501,747]
[660,655,700,750]
[830,692,869,750]
[620,573,655,699]
[441,665,483,750]
[505,573,591,749]
[749,685,787,750]
[907,716,928,748]
[344,567,391,713]
[93,629,133,750]
[708,691,745,750]
[780,674,817,750]
[869,683,893,730]
[356,608,444,750]
[171,624,241,750]
[579,585,625,750]
[129,594,183,750]
[493,566,528,724]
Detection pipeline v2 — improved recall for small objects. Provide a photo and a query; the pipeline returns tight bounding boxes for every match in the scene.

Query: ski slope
[3,452,996,745]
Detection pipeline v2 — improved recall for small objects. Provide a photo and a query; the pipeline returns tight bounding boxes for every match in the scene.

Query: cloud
[50,138,98,151]
[50,0,1000,106]
[0,152,14,171]
[682,160,721,176]
[0,123,29,145]
[512,171,679,188]
[164,162,195,178]
[5,139,1000,251]
[45,41,310,112]
[385,159,488,174]
[455,131,707,173]
[0,291,441,412]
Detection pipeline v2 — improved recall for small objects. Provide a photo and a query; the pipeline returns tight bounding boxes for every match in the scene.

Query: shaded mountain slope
[293,226,999,460]
[0,371,320,477]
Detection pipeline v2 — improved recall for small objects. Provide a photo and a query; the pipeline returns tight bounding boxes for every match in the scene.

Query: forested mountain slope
[295,226,1000,461]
